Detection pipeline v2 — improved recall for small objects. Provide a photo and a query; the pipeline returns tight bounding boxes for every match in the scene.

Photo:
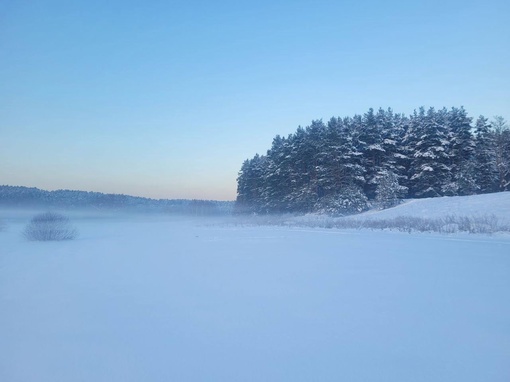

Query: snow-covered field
[1,196,510,381]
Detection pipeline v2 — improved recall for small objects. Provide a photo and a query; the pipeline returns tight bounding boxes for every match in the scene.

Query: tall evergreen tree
[236,154,266,212]
[358,108,385,199]
[493,116,510,191]
[448,107,476,195]
[474,116,499,193]
[408,108,452,197]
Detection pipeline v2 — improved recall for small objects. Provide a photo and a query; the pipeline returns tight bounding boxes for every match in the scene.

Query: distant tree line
[236,107,510,215]
[0,186,234,215]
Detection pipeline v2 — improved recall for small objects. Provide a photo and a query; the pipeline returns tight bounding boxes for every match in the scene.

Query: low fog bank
[0,207,237,245]
[0,206,238,227]
[2,191,509,237]
[0,185,234,217]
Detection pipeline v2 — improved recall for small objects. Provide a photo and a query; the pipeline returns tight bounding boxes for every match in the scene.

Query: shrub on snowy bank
[23,212,78,241]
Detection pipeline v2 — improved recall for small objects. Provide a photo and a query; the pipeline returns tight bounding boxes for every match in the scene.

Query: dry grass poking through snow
[231,214,510,235]
[334,215,509,234]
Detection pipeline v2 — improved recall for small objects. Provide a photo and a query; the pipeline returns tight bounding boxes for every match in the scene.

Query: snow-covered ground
[1,197,510,381]
[361,191,510,222]
[280,191,510,232]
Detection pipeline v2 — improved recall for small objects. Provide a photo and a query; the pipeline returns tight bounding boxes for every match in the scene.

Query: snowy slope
[1,207,510,382]
[361,191,510,222]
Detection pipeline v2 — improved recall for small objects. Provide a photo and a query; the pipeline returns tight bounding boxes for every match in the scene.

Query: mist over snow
[1,192,510,381]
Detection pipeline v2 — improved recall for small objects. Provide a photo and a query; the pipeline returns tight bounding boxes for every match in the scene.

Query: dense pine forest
[236,107,510,215]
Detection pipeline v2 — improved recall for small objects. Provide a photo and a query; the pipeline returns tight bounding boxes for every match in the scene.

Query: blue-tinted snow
[1,195,509,381]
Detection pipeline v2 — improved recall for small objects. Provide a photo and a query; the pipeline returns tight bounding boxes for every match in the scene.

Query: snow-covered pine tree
[447,107,477,195]
[408,107,452,198]
[391,112,412,193]
[375,170,408,209]
[358,108,385,199]
[374,108,409,199]
[474,116,499,193]
[261,135,292,212]
[286,125,319,212]
[236,154,266,213]
[313,116,367,213]
[493,116,510,191]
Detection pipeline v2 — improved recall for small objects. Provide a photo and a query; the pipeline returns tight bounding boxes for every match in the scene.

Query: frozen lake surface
[1,209,510,381]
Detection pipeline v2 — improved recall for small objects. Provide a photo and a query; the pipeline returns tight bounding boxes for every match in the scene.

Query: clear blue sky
[1,0,509,200]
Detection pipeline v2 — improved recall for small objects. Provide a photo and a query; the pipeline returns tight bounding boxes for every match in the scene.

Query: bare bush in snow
[23,212,78,241]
